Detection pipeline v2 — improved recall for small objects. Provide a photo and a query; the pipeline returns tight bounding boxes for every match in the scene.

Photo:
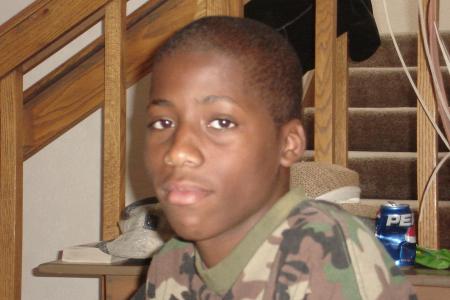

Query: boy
[143,16,415,299]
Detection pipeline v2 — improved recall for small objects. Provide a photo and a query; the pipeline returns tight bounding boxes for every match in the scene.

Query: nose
[164,122,204,168]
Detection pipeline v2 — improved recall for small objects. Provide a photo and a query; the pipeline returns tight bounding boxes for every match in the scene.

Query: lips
[162,182,212,206]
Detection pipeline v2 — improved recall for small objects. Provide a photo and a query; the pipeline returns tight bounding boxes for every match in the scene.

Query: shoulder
[285,199,397,272]
[280,199,415,299]
[289,198,365,227]
[278,199,371,278]
[285,199,378,249]
[282,199,372,252]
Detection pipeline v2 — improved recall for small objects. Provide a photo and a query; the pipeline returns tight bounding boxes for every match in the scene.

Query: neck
[195,223,250,267]
[195,175,290,268]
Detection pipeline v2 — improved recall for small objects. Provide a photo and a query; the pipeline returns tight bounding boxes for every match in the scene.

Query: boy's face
[146,51,303,247]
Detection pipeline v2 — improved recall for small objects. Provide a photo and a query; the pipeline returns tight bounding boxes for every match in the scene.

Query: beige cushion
[290,161,361,203]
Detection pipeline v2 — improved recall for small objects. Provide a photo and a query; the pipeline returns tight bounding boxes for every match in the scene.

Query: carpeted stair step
[350,32,450,68]
[302,31,449,203]
[348,66,450,108]
[303,151,450,200]
[303,107,447,152]
[348,151,450,200]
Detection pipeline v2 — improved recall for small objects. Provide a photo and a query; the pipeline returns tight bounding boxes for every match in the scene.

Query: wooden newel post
[0,70,23,300]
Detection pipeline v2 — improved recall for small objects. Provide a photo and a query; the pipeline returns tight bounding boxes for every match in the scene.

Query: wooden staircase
[0,0,446,299]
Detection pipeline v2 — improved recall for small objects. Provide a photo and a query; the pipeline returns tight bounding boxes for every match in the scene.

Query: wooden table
[403,267,450,299]
[36,260,148,300]
[36,261,450,300]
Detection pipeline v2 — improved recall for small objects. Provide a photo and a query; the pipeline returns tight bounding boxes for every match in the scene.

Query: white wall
[1,0,449,299]
[372,0,450,33]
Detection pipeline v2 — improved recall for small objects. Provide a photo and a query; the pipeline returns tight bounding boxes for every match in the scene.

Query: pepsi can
[375,202,416,267]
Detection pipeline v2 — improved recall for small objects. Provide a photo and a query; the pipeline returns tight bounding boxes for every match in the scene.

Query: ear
[279,119,306,167]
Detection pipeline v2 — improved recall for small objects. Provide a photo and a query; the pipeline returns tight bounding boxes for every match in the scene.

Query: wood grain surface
[314,0,337,164]
[103,0,126,240]
[0,70,23,300]
[0,0,52,35]
[23,0,195,160]
[0,0,110,78]
[21,7,105,74]
[195,0,243,18]
[417,0,439,249]
[334,33,349,167]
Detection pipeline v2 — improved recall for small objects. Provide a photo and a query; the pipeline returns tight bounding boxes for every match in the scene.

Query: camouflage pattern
[146,193,416,299]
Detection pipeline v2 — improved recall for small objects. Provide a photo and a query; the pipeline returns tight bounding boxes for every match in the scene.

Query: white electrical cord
[382,0,450,150]
[418,152,450,225]
[435,23,450,77]
[417,1,450,129]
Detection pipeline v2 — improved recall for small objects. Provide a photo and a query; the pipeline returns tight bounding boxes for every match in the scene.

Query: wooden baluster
[103,1,126,298]
[0,70,23,300]
[103,0,126,241]
[196,0,243,18]
[314,0,336,163]
[417,0,439,249]
[315,0,348,165]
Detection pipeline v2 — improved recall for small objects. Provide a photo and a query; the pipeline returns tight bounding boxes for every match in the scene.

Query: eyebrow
[147,95,238,110]
[147,98,172,109]
[198,95,237,104]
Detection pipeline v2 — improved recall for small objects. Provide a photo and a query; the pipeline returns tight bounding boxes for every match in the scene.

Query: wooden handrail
[0,0,52,36]
[22,0,193,159]
[21,0,163,74]
[21,7,106,74]
[22,0,165,104]
[0,0,113,79]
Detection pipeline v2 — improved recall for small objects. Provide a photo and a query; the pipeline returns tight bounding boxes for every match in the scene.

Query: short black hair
[152,16,303,125]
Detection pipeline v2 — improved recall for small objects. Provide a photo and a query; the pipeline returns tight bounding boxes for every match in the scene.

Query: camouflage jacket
[146,188,416,299]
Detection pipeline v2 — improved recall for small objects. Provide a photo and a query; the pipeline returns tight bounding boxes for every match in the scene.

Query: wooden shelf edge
[404,267,450,288]
[35,260,148,277]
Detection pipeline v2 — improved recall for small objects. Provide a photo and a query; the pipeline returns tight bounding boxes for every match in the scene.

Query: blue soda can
[375,202,416,267]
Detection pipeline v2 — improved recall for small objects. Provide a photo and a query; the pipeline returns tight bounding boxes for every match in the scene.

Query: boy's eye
[149,119,174,130]
[208,119,236,130]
